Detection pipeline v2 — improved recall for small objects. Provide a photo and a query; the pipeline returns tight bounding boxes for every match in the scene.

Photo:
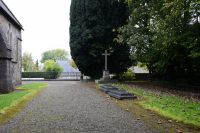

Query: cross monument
[102,50,110,80]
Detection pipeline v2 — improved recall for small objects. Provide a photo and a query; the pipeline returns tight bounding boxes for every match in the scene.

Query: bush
[117,69,135,81]
[22,61,63,79]
[43,71,60,79]
[22,72,45,78]
[43,60,63,79]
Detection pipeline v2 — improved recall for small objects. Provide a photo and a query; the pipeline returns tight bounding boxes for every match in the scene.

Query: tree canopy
[70,59,78,69]
[118,0,200,84]
[41,49,68,63]
[44,60,63,73]
[22,52,38,72]
[70,0,132,79]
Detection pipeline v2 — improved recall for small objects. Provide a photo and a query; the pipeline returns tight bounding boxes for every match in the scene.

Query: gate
[22,72,81,81]
[59,72,81,80]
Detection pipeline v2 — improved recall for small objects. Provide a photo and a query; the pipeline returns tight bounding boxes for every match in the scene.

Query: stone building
[0,0,23,93]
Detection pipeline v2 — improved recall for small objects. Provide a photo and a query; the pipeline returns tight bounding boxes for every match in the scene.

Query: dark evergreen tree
[70,0,132,79]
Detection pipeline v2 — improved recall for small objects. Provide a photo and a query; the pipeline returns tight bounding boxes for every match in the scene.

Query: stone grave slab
[100,84,119,93]
[100,84,137,100]
[108,90,136,100]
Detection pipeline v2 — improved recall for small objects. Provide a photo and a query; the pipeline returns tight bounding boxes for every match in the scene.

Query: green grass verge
[0,83,48,124]
[114,84,200,127]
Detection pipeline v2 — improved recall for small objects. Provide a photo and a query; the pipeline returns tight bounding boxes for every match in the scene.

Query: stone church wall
[0,12,22,93]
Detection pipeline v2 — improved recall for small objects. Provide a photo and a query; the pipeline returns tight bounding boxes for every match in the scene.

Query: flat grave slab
[100,84,119,93]
[100,84,137,100]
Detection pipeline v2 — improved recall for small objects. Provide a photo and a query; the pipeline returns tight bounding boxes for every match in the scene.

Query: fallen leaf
[157,121,162,124]
[177,129,183,133]
[168,120,173,123]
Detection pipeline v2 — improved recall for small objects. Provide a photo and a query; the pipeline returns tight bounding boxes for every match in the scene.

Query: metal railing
[22,72,81,80]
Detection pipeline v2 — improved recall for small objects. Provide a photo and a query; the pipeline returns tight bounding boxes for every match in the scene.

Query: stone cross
[102,50,110,71]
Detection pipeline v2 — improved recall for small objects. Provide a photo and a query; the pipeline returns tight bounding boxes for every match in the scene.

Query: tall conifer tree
[70,0,132,79]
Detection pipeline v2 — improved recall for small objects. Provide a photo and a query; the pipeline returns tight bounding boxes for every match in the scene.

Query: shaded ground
[126,81,200,101]
[0,81,157,133]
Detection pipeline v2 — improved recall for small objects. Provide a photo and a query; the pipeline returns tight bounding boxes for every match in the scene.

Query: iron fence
[22,72,81,80]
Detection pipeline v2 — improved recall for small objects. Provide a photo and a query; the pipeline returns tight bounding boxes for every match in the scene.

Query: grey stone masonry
[0,0,23,93]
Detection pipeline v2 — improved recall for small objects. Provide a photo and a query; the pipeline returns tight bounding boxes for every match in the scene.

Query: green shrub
[22,60,63,79]
[43,60,63,79]
[117,69,135,81]
[43,72,60,79]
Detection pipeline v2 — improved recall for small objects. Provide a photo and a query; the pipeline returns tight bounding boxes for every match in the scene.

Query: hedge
[22,72,60,79]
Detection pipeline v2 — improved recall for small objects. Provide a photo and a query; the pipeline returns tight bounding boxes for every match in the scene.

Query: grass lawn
[114,84,200,127]
[0,83,48,124]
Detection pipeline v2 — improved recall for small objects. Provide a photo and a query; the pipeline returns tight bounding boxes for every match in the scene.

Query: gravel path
[0,81,157,133]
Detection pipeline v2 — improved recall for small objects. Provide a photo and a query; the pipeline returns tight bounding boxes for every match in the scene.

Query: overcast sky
[4,0,71,61]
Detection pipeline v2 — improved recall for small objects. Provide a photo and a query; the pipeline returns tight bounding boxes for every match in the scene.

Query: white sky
[4,0,71,61]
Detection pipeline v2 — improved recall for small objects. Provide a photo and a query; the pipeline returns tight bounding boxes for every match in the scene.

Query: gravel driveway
[0,81,157,133]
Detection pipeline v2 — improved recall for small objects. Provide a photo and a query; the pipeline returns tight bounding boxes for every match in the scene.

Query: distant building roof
[0,0,23,29]
[57,60,80,73]
[131,66,149,74]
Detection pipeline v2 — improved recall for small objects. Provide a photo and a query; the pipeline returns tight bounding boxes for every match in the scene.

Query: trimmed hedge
[22,72,60,79]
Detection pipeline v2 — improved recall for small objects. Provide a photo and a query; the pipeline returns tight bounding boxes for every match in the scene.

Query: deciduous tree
[41,49,68,63]
[118,0,200,84]
[22,52,37,72]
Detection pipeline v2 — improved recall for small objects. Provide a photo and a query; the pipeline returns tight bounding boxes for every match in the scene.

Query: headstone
[100,85,137,100]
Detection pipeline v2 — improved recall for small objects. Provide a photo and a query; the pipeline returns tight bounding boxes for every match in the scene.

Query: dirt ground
[126,81,200,101]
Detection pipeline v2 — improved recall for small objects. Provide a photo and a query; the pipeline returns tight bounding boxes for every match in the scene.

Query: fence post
[80,73,83,81]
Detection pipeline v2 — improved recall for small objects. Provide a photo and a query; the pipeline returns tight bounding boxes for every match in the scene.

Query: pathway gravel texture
[0,81,158,133]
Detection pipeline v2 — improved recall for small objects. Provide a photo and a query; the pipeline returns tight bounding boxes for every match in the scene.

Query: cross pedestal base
[95,70,117,84]
[103,70,110,80]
